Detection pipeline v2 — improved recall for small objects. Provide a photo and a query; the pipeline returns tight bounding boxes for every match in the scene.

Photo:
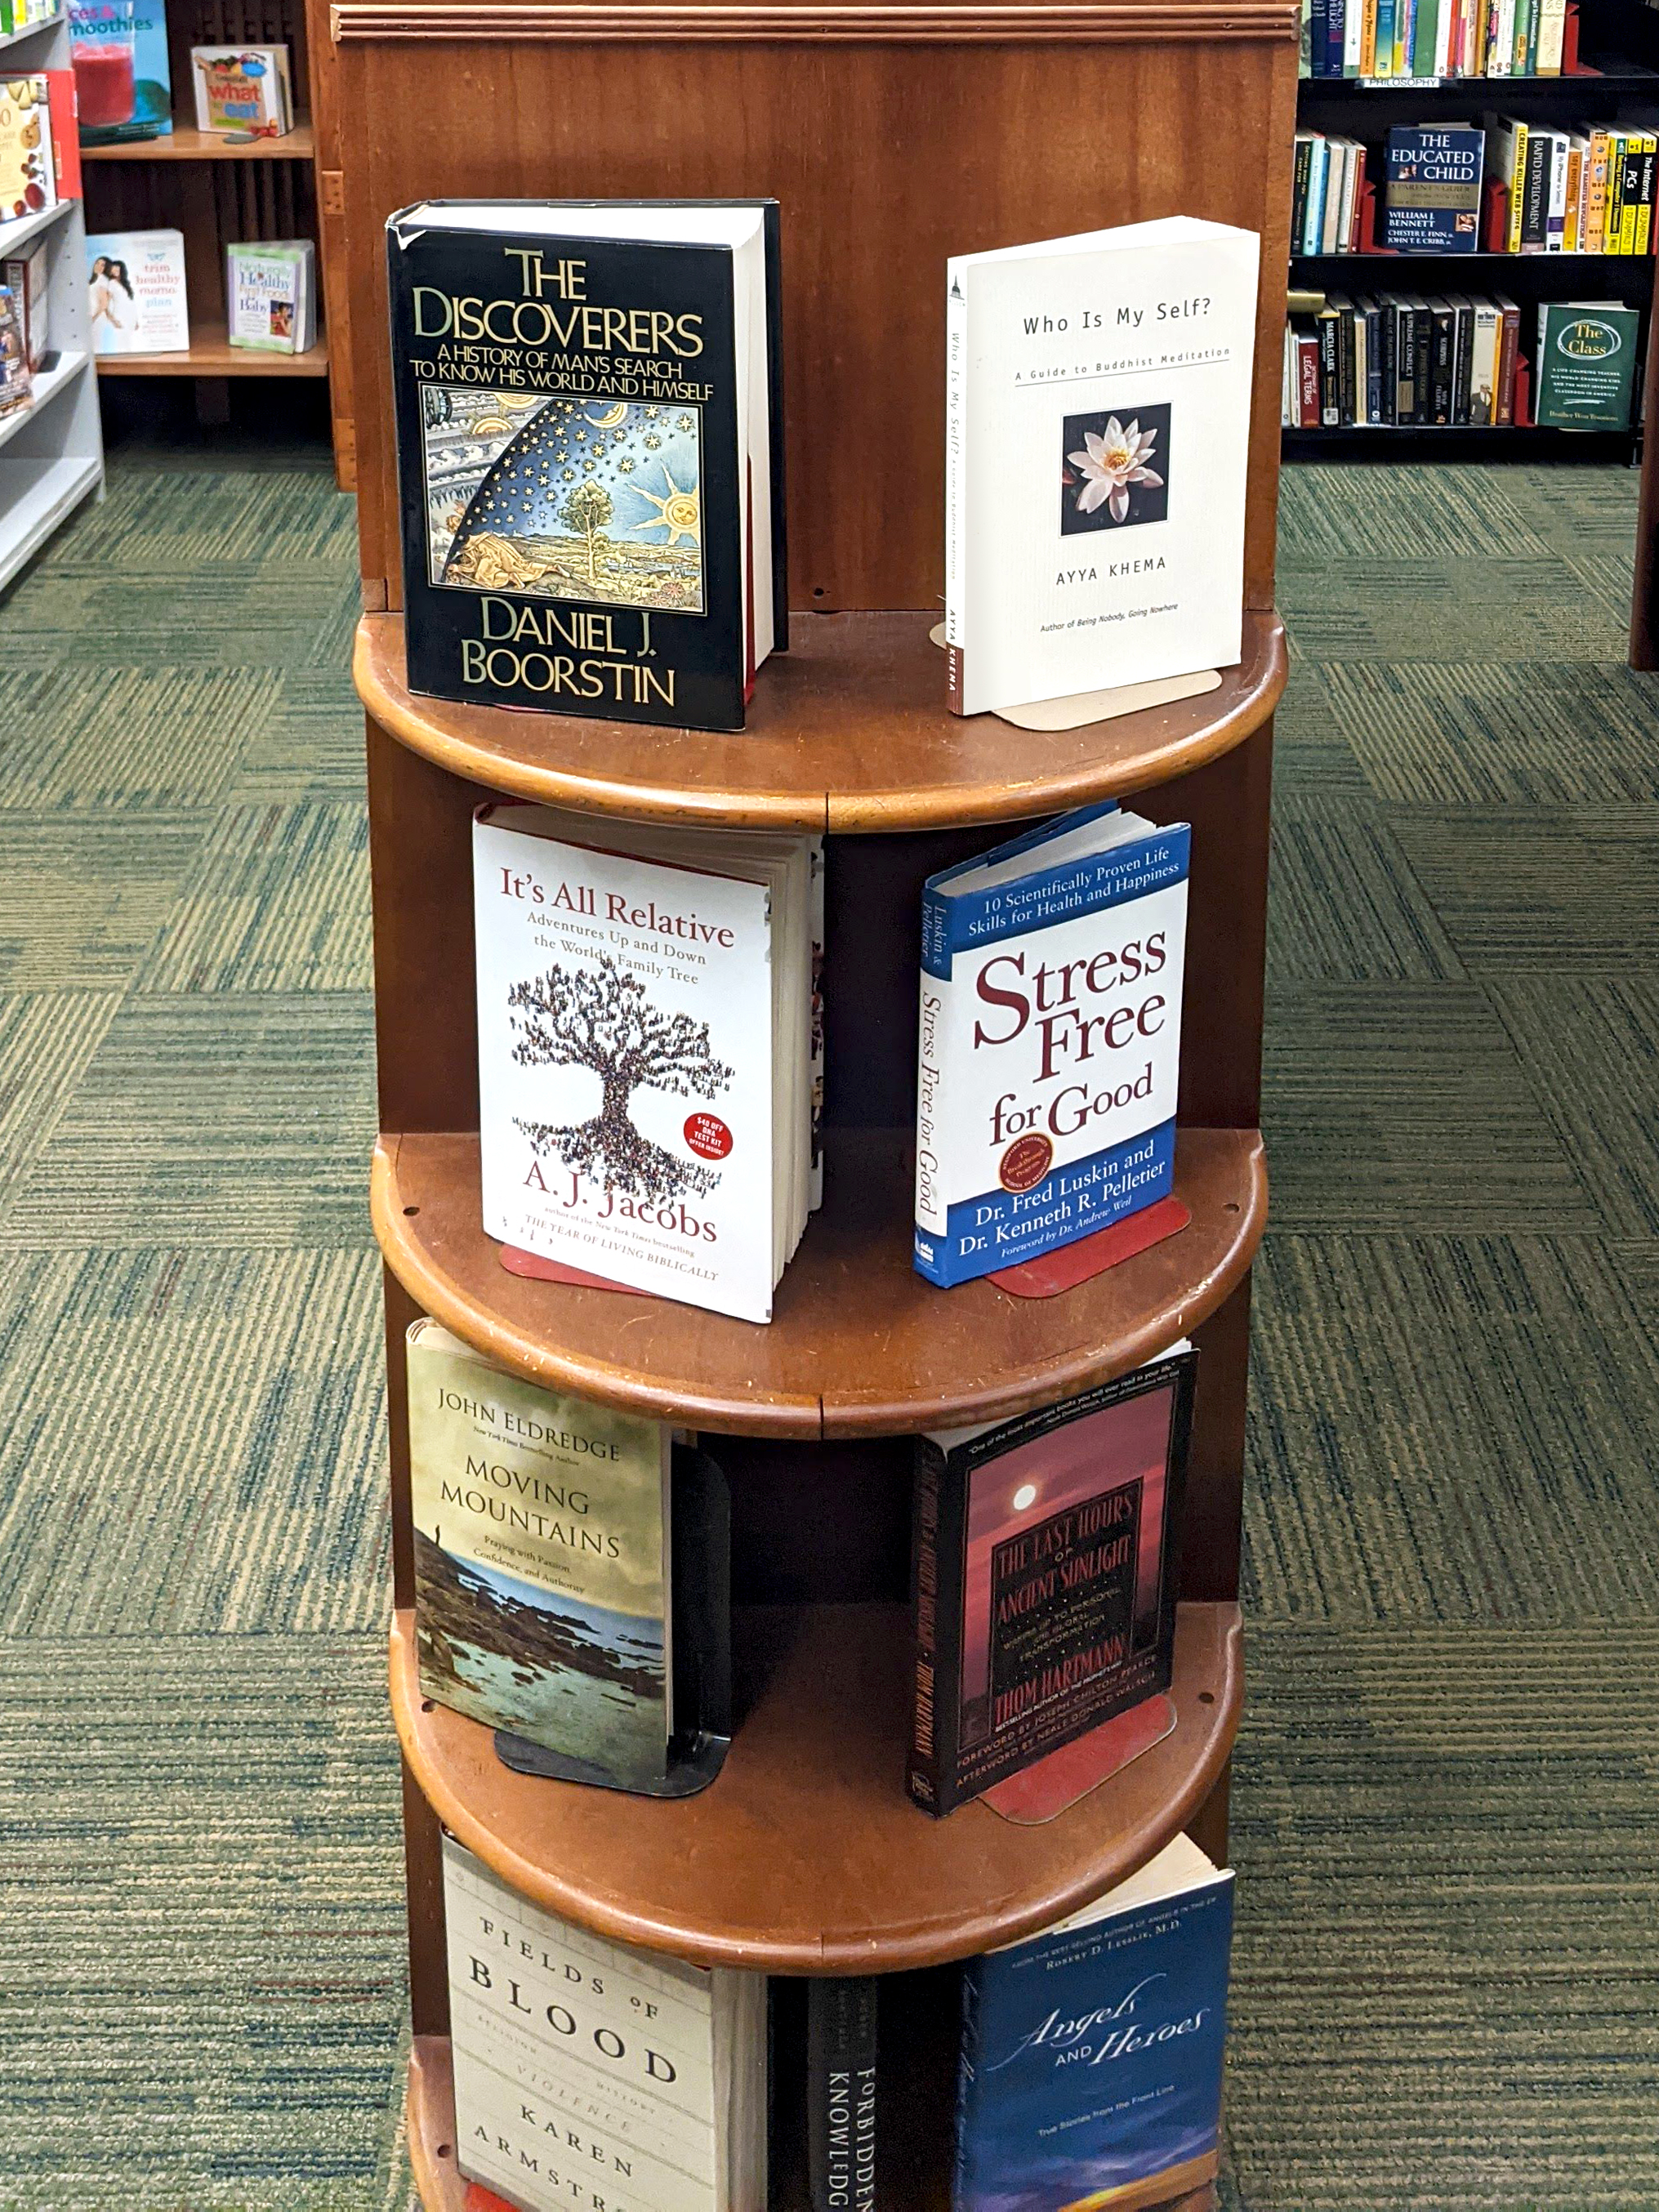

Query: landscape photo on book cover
[414,1524,667,1783]
[959,1379,1176,1750]
[1059,405,1171,533]
[421,384,706,613]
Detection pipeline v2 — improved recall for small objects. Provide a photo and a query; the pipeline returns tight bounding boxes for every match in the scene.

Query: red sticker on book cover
[998,1133,1053,1193]
[684,1113,733,1162]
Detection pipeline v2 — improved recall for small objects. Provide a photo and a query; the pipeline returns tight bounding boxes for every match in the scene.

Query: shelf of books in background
[0,6,103,584]
[1299,0,1585,79]
[381,197,1257,2212]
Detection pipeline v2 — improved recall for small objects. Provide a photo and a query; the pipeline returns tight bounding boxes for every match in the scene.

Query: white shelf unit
[0,9,105,591]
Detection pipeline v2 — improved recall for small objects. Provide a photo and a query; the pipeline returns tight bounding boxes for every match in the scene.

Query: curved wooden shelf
[372,1124,1266,1439]
[408,2036,466,2212]
[354,606,1286,833]
[392,1599,1242,1974]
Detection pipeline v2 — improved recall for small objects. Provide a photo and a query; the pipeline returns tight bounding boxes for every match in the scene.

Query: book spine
[1412,0,1437,78]
[1548,132,1568,249]
[1453,298,1474,421]
[943,268,967,715]
[1521,133,1550,251]
[1292,137,1313,243]
[1345,0,1364,71]
[908,1438,962,1814]
[1395,301,1416,421]
[1306,138,1329,250]
[1430,304,1452,422]
[1496,297,1519,422]
[1360,0,1379,72]
[807,1982,879,2212]
[1311,0,1332,73]
[1563,140,1582,251]
[1638,139,1656,258]
[1318,308,1340,423]
[1338,300,1358,422]
[1536,0,1564,70]
[1298,327,1322,425]
[1367,299,1385,421]
[1379,301,1398,422]
[1374,0,1395,76]
[1504,127,1527,248]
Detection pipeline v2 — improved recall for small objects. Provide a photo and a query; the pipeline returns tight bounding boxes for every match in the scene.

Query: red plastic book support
[1514,351,1533,428]
[982,1691,1179,1824]
[1357,176,1380,254]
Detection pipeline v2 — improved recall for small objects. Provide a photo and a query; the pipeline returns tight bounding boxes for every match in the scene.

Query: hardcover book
[443,1836,768,2212]
[1,241,47,372]
[955,1833,1233,2212]
[407,1317,680,1790]
[943,217,1259,718]
[68,0,172,145]
[387,198,785,732]
[1534,301,1639,430]
[85,228,188,354]
[908,1345,1196,1817]
[474,801,817,1325]
[806,1980,878,2212]
[0,74,51,223]
[1382,125,1483,250]
[0,280,28,417]
[912,802,1188,1291]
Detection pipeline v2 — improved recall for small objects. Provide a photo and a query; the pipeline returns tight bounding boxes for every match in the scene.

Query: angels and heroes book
[474,803,816,1325]
[913,802,1189,1290]
[909,1345,1194,1816]
[945,217,1259,717]
[956,1834,1233,2212]
[387,199,784,732]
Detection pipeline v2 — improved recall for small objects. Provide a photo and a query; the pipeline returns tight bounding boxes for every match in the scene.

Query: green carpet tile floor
[0,445,1654,2210]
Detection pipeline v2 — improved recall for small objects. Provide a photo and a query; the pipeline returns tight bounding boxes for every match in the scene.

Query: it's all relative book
[443,1836,767,2212]
[913,801,1188,1289]
[909,1345,1195,1816]
[944,218,1258,717]
[387,199,785,732]
[474,802,818,1324]
[955,1833,1233,2212]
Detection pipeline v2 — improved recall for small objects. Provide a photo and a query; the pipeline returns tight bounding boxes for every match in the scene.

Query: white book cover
[444,1838,746,2212]
[226,239,314,352]
[86,230,189,355]
[475,807,779,1323]
[945,218,1259,719]
[913,803,1188,1287]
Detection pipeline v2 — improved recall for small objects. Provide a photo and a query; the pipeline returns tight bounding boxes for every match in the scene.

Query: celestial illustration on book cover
[509,954,734,1204]
[1059,404,1171,533]
[420,383,706,613]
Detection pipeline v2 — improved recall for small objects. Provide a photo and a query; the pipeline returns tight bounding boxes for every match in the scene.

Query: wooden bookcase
[79,0,345,465]
[0,7,105,586]
[337,6,1296,2203]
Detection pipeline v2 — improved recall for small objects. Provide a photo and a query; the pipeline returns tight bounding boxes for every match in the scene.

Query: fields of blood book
[909,1347,1195,1816]
[386,198,783,730]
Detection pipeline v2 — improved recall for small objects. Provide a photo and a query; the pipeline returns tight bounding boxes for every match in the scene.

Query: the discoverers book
[386,198,785,732]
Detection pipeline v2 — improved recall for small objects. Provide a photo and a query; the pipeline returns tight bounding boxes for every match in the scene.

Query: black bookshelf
[1287,0,1659,462]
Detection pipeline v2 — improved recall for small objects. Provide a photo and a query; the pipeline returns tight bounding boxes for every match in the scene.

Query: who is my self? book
[386,198,785,732]
[944,217,1258,718]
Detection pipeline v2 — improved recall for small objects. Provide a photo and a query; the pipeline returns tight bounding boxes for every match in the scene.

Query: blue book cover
[1383,127,1483,252]
[957,1837,1234,2212]
[69,0,174,145]
[912,804,1188,1291]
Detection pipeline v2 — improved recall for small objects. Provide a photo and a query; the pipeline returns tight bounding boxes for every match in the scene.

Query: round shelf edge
[355,608,1286,833]
[372,1125,1268,1439]
[392,1600,1242,1975]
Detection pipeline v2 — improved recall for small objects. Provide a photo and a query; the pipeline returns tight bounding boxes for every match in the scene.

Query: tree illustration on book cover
[509,954,735,1201]
[1060,404,1171,533]
[420,383,706,613]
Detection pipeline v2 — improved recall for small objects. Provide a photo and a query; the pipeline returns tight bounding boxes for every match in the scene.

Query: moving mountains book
[944,218,1258,717]
[387,198,784,732]
[444,1836,769,2212]
[955,1833,1233,2212]
[913,802,1189,1290]
[474,802,818,1324]
[908,1345,1194,1816]
[406,1318,679,1791]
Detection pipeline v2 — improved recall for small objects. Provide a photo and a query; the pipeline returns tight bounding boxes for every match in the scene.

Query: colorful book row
[1300,0,1573,78]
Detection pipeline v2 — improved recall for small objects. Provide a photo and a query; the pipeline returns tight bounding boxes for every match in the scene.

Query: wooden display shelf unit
[355,607,1288,833]
[95,320,329,377]
[334,0,1296,2201]
[372,1125,1267,1440]
[392,1601,1243,1974]
[81,122,317,161]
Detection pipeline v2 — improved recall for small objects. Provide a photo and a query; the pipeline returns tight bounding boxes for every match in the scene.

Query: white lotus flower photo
[1067,417,1164,524]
